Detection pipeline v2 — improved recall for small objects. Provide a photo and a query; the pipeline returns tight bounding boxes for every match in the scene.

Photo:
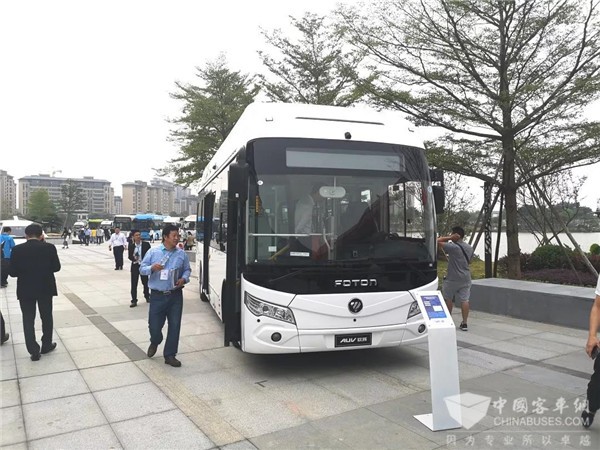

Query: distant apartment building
[122,180,148,214]
[18,174,113,216]
[178,195,199,216]
[0,170,17,218]
[121,178,176,215]
[113,196,123,215]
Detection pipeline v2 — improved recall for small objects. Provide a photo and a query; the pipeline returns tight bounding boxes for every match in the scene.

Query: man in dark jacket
[9,223,61,361]
[128,229,151,307]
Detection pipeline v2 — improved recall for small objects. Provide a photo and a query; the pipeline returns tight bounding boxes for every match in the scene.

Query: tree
[258,12,368,105]
[160,56,259,186]
[58,179,86,228]
[340,0,600,278]
[437,172,476,235]
[27,189,56,223]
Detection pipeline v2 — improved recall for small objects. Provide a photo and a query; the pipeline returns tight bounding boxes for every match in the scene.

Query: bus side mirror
[229,162,249,203]
[432,186,445,214]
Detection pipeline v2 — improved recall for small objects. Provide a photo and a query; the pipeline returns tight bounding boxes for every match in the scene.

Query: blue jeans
[148,289,183,357]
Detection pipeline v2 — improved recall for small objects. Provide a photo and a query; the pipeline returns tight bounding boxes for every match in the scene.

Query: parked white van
[0,217,39,245]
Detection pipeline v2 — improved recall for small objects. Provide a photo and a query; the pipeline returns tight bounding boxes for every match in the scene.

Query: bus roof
[134,214,166,220]
[199,102,425,189]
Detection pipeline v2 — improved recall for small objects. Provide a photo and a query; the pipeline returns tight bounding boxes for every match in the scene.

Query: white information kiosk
[412,290,462,431]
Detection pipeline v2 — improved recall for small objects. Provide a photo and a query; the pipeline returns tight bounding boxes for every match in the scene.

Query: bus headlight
[407,300,421,319]
[244,293,296,325]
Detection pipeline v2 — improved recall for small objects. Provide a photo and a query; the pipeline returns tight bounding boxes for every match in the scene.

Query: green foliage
[161,56,258,186]
[27,189,56,222]
[590,243,600,255]
[529,245,573,270]
[258,12,369,106]
[339,0,600,278]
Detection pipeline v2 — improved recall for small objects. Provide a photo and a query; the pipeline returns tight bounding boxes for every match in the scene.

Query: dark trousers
[19,297,53,355]
[588,356,600,413]
[148,289,183,357]
[1,258,9,285]
[130,263,149,302]
[113,246,124,269]
[1,310,6,337]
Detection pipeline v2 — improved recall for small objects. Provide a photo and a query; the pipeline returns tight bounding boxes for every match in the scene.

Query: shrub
[529,245,573,270]
[522,269,597,287]
[496,253,532,275]
[590,243,600,256]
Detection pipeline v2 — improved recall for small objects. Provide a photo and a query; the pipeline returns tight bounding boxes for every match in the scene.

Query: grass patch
[437,258,487,281]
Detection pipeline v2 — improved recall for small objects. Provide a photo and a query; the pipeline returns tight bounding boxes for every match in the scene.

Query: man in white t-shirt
[108,227,128,270]
[583,273,600,428]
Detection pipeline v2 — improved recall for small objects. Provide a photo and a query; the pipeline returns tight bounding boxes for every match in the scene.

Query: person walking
[140,224,191,367]
[108,227,128,270]
[437,226,473,331]
[61,227,70,249]
[0,226,16,288]
[128,229,150,307]
[9,224,61,361]
[582,273,600,428]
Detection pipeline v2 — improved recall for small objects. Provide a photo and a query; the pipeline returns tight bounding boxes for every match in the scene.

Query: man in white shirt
[108,227,128,270]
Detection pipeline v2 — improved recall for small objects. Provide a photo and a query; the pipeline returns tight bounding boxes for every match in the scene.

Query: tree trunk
[502,138,521,279]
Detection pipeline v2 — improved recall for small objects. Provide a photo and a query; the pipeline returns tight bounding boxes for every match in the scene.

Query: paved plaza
[1,241,599,449]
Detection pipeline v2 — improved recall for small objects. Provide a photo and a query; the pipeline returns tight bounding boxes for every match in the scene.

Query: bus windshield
[113,215,133,232]
[246,138,436,266]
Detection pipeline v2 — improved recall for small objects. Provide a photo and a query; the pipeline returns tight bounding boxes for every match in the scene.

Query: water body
[470,232,600,257]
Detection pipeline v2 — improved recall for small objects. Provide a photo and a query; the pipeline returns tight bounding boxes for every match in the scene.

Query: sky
[1,0,598,211]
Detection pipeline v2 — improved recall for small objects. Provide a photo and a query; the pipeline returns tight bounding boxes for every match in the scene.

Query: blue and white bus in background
[195,102,445,354]
[132,214,166,241]
[183,215,203,240]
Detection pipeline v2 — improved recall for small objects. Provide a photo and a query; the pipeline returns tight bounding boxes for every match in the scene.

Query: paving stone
[60,334,115,351]
[314,371,417,407]
[81,361,149,392]
[14,352,77,378]
[221,440,259,450]
[311,407,438,449]
[19,370,89,404]
[267,380,359,421]
[457,348,524,372]
[1,405,26,446]
[93,381,176,422]
[69,345,129,369]
[0,379,20,408]
[22,393,106,441]
[55,325,102,339]
[112,409,214,449]
[28,425,121,450]
[210,391,307,438]
[544,352,595,375]
[503,364,589,395]
[478,339,562,361]
[0,359,17,381]
[250,422,350,449]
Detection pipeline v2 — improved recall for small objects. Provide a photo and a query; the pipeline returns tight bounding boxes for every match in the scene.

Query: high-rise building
[113,196,123,215]
[122,180,148,214]
[121,178,176,215]
[18,174,113,216]
[0,170,17,218]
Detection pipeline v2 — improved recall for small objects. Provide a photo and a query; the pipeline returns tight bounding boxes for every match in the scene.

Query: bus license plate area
[334,333,372,348]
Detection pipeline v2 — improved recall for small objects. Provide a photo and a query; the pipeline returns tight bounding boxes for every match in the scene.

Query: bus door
[201,195,215,301]
[223,157,247,348]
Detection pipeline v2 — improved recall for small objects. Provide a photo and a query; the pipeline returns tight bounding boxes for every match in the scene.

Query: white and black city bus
[196,103,444,354]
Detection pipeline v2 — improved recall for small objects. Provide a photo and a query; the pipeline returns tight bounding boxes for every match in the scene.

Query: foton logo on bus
[334,279,377,287]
